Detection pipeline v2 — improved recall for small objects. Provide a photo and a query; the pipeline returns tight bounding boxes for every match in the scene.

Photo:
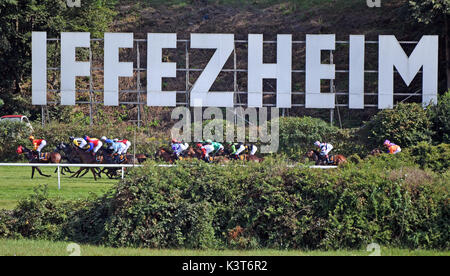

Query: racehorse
[370,148,384,156]
[16,145,62,179]
[70,146,104,181]
[154,147,178,164]
[98,148,138,179]
[53,142,78,175]
[306,150,347,166]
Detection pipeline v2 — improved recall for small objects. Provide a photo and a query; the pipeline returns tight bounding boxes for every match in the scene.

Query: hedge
[1,153,448,250]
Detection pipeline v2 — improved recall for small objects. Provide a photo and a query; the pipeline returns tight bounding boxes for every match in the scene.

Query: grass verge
[1,239,448,256]
[0,166,116,210]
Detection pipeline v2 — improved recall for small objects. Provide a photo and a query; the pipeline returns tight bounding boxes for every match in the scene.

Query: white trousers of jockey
[93,141,103,154]
[235,144,246,155]
[315,141,333,158]
[249,144,258,156]
[174,143,189,157]
[37,140,47,154]
[117,144,126,155]
[122,141,131,154]
[321,144,333,156]
[203,144,215,157]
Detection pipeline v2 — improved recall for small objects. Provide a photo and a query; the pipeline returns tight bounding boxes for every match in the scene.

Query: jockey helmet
[383,140,391,146]
[113,138,118,142]
[196,143,203,148]
[206,139,213,144]
[83,135,89,141]
[101,136,107,141]
[29,136,35,140]
[171,138,179,144]
[69,136,74,141]
[314,141,321,147]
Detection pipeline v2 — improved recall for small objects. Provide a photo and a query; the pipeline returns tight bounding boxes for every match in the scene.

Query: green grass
[0,239,448,256]
[0,166,116,210]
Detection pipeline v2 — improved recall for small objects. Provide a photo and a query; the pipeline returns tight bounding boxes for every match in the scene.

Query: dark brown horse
[70,146,104,181]
[16,145,62,179]
[154,148,177,163]
[306,150,347,166]
[370,148,384,156]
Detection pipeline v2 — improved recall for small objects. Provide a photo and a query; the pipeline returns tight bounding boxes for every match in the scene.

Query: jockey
[100,136,115,151]
[314,141,333,163]
[84,135,103,155]
[29,136,47,156]
[383,140,401,154]
[227,141,246,159]
[111,140,127,163]
[116,138,132,154]
[70,136,88,149]
[171,138,189,159]
[198,142,214,161]
[247,143,258,156]
[207,139,224,156]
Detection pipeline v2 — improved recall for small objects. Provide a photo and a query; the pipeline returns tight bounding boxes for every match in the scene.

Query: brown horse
[306,150,347,166]
[70,146,104,181]
[154,148,177,164]
[370,148,384,156]
[16,145,62,179]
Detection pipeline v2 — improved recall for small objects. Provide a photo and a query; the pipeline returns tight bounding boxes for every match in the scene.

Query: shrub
[278,116,339,159]
[365,103,434,148]
[429,90,450,144]
[1,156,448,250]
[408,142,450,173]
[0,121,32,162]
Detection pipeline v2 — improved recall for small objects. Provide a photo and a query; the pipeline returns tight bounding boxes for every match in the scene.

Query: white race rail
[0,163,337,190]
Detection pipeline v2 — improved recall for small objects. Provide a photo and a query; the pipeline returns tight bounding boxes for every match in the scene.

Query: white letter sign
[104,33,134,106]
[190,33,235,107]
[61,32,90,106]
[305,34,336,109]
[379,35,438,109]
[147,33,177,106]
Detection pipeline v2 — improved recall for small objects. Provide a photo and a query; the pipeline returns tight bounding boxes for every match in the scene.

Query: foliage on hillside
[0,0,117,116]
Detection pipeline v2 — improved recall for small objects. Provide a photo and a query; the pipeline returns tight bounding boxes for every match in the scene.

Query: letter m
[378,35,438,109]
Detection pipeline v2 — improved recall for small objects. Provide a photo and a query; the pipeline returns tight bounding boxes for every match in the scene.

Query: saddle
[32,152,49,161]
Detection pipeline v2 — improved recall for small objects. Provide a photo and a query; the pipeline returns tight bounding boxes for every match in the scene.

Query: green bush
[278,116,339,159]
[429,91,450,144]
[408,142,450,173]
[278,116,369,159]
[0,121,32,162]
[2,155,447,250]
[365,103,434,148]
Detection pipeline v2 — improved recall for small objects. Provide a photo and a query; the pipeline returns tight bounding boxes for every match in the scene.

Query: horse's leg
[78,168,90,178]
[70,168,83,178]
[91,168,97,181]
[31,167,35,179]
[37,167,51,177]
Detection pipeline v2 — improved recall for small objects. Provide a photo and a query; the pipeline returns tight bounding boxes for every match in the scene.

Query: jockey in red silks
[114,138,131,154]
[29,135,47,156]
[84,135,103,155]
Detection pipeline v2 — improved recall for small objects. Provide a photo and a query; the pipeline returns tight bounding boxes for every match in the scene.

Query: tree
[409,0,450,90]
[0,0,117,117]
